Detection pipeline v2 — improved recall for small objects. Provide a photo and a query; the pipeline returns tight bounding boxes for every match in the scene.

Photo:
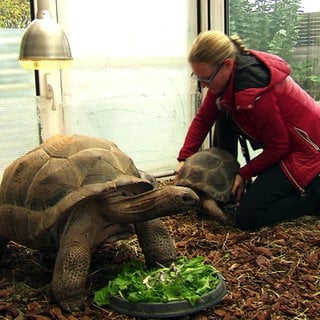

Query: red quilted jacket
[178,50,320,193]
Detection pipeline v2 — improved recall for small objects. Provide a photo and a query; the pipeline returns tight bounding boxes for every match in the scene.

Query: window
[0,0,39,179]
[229,0,320,100]
[63,0,198,175]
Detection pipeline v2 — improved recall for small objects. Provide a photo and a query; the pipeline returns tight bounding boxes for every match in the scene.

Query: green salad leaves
[94,256,221,306]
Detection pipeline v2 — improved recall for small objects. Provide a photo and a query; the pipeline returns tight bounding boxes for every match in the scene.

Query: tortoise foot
[58,294,86,312]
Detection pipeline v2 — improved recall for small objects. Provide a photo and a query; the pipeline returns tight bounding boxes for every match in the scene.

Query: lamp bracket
[44,73,56,110]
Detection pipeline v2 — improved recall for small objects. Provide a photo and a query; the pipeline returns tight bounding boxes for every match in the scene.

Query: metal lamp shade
[19,10,73,70]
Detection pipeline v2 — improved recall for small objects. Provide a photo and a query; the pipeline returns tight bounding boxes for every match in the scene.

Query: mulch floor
[0,181,319,320]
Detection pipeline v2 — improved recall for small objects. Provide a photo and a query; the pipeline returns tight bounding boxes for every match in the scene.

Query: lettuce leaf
[94,256,221,306]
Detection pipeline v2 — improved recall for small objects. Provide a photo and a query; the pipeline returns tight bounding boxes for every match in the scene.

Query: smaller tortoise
[0,134,199,311]
[175,147,240,225]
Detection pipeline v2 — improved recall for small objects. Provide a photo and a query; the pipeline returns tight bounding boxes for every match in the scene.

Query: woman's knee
[234,206,259,231]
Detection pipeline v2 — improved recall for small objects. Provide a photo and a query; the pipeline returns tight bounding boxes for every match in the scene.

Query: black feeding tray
[108,273,227,318]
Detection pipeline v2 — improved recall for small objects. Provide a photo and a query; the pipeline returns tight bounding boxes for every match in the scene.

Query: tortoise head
[97,176,199,223]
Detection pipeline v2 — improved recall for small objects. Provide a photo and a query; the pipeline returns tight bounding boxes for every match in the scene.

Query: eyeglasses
[191,63,224,84]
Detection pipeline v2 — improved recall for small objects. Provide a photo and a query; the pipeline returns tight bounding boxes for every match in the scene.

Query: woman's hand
[231,174,245,202]
[174,161,185,184]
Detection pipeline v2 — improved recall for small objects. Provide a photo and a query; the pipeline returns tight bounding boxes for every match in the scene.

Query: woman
[176,30,320,230]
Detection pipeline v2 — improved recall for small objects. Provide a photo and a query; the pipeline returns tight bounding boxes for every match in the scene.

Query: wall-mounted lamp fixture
[19,0,73,70]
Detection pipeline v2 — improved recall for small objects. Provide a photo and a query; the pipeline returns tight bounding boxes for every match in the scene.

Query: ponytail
[229,35,250,55]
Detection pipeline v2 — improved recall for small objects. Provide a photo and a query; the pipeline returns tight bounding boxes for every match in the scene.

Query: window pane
[229,0,320,101]
[64,0,197,175]
[0,1,40,179]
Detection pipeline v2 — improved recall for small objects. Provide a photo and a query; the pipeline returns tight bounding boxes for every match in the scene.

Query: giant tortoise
[175,147,240,225]
[0,134,199,311]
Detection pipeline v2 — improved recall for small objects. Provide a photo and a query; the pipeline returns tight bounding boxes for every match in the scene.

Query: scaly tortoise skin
[0,134,199,311]
[175,147,240,225]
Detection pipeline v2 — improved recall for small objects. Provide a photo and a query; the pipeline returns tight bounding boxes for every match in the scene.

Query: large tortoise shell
[0,135,150,211]
[175,147,240,203]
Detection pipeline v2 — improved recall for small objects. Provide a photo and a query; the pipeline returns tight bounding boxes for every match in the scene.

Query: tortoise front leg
[200,195,230,225]
[135,219,176,268]
[51,237,91,311]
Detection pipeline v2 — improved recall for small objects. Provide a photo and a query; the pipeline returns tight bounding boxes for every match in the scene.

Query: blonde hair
[188,30,250,66]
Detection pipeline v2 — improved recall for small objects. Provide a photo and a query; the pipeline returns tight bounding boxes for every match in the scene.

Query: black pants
[212,114,320,230]
[235,164,320,230]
